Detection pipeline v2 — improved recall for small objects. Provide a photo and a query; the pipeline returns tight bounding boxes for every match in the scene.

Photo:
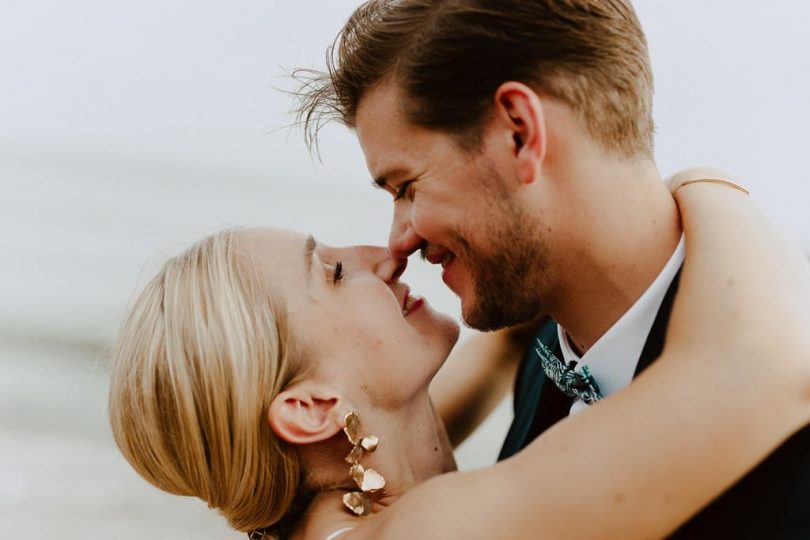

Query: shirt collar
[558,235,685,400]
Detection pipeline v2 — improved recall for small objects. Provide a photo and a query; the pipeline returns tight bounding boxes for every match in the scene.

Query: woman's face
[241,227,459,408]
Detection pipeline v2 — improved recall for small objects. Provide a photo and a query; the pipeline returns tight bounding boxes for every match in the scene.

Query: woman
[109,179,810,539]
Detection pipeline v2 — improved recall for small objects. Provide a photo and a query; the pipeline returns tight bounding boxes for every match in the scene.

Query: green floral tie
[536,339,603,405]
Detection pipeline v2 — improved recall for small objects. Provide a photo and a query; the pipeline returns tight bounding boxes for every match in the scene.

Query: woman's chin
[440,319,461,354]
[434,322,461,372]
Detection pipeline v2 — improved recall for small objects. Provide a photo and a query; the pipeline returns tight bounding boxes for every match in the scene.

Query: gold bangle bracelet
[674,177,750,196]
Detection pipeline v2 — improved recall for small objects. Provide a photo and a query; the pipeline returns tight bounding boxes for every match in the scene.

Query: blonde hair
[109,229,307,532]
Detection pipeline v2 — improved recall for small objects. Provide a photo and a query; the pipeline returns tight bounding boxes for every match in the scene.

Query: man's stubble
[456,160,554,331]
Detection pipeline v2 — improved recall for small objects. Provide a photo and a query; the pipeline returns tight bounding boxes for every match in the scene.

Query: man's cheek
[413,205,448,240]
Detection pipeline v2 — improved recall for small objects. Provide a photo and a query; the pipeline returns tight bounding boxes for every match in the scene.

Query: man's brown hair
[297,0,654,156]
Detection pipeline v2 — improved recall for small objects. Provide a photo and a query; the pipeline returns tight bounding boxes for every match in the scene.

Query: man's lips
[421,244,460,291]
[440,256,457,289]
[422,245,456,268]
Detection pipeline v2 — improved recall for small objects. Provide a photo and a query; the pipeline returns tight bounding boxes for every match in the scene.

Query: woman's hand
[666,169,810,409]
[664,166,742,194]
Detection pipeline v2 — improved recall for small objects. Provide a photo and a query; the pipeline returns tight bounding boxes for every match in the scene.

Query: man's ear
[493,81,547,185]
[268,383,344,445]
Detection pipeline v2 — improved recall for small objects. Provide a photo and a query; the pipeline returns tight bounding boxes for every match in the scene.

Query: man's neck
[547,160,681,354]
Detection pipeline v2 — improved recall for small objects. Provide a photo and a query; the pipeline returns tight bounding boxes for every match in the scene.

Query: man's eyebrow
[304,234,316,282]
[372,167,410,190]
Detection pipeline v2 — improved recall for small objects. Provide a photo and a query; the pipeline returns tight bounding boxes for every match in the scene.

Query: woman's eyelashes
[332,261,344,285]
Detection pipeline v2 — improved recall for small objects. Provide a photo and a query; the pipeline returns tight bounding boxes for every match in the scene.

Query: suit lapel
[498,320,572,460]
[499,269,683,461]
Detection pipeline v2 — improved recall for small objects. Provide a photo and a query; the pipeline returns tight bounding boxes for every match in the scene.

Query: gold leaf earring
[341,411,385,516]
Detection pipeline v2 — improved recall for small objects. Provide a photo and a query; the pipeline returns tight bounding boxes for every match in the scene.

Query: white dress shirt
[559,236,685,416]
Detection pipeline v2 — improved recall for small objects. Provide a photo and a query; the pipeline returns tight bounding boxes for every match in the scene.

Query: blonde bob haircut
[109,229,308,533]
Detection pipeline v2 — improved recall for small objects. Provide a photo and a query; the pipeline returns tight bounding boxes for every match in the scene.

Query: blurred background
[1,1,808,537]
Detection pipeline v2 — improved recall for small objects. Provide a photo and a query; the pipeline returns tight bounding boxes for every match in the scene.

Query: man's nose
[388,204,424,259]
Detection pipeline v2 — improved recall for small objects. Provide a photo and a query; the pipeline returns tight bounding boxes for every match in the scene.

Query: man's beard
[455,199,552,331]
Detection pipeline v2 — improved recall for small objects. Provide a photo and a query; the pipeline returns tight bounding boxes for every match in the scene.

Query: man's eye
[394,181,413,201]
[332,261,344,285]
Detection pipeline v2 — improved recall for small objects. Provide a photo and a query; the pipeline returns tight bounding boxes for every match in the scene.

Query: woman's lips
[403,294,425,316]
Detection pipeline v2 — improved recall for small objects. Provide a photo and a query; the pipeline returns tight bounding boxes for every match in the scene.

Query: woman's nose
[358,245,407,283]
[331,244,407,283]
[369,246,408,283]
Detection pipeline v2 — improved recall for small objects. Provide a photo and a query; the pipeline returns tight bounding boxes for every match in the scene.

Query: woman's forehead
[239,226,306,251]
[232,228,309,294]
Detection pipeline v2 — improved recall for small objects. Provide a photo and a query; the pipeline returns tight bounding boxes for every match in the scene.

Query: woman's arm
[430,315,546,447]
[359,182,810,539]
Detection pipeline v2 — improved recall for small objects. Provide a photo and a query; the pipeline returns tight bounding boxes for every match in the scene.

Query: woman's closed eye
[332,261,344,285]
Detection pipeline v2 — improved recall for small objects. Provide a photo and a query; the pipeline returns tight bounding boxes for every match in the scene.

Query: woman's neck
[294,394,456,538]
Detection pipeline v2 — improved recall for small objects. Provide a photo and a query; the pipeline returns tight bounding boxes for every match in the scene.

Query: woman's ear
[268,383,344,445]
[493,81,547,185]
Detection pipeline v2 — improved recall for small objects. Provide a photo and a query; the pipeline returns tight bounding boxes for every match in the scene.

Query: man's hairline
[348,76,650,178]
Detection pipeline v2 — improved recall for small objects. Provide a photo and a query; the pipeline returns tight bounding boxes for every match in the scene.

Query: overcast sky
[2,1,808,244]
[2,2,808,207]
[1,0,808,342]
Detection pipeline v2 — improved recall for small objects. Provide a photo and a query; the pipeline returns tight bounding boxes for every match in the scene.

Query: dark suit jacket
[498,277,810,538]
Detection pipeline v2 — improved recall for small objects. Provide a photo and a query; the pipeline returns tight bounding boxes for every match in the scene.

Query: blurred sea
[0,147,510,539]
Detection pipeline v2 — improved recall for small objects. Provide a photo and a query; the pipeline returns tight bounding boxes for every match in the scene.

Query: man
[297,1,809,536]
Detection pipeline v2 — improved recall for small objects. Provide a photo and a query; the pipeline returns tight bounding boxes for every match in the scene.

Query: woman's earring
[342,411,385,516]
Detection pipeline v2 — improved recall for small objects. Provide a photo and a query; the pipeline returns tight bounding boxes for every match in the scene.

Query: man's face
[355,83,555,330]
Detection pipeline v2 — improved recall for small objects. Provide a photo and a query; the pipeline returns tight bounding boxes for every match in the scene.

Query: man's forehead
[355,83,415,182]
[355,81,461,187]
[356,81,406,131]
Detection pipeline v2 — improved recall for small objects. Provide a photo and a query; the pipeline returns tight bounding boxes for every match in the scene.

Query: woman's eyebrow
[304,235,317,282]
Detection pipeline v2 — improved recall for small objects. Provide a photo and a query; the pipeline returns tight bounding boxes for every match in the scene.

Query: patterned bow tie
[535,339,603,405]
